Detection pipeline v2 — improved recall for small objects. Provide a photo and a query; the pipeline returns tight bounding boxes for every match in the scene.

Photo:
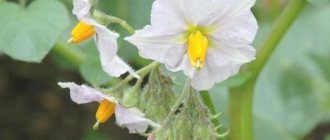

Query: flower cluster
[58,0,257,139]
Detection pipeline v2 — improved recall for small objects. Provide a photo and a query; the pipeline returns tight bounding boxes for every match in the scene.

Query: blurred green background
[0,0,330,140]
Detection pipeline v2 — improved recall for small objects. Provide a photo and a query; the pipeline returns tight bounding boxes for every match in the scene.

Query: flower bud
[122,87,139,107]
[142,69,175,122]
[145,102,168,122]
[173,114,193,140]
[139,84,153,111]
[192,122,215,140]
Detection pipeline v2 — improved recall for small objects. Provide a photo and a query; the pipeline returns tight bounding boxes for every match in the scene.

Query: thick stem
[229,82,254,140]
[228,0,307,140]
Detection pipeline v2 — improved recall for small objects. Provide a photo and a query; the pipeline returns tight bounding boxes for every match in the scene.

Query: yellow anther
[95,100,115,123]
[187,31,208,70]
[69,21,96,44]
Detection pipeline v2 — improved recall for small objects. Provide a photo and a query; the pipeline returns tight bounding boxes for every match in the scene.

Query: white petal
[206,0,256,26]
[179,55,196,78]
[125,25,184,63]
[72,0,93,21]
[190,45,255,90]
[165,53,195,78]
[151,0,187,33]
[115,105,159,133]
[163,44,186,70]
[72,0,90,17]
[211,10,258,44]
[58,82,117,104]
[102,55,139,78]
[214,41,256,62]
[179,0,223,25]
[95,26,138,78]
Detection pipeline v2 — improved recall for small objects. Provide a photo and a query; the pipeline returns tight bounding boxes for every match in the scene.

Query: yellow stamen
[69,21,96,44]
[95,100,115,124]
[187,31,209,70]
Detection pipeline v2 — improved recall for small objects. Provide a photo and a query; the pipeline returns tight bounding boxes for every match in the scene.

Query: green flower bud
[145,102,168,122]
[142,69,176,123]
[139,84,154,111]
[193,122,215,140]
[173,114,193,140]
[122,87,139,107]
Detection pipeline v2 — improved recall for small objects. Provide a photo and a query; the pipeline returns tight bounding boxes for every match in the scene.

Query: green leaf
[0,0,69,62]
[307,0,330,6]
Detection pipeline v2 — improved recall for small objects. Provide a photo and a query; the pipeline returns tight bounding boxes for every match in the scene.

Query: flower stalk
[112,61,160,89]
[229,0,307,140]
[93,10,135,34]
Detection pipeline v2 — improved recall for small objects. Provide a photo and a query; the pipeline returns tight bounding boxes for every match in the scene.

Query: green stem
[229,82,254,140]
[51,44,84,69]
[200,91,224,140]
[229,0,307,140]
[251,0,307,79]
[93,10,135,34]
[112,61,160,89]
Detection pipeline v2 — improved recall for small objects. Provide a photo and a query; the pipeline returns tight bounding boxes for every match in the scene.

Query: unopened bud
[173,115,193,140]
[122,87,139,107]
[193,121,217,140]
[145,103,168,122]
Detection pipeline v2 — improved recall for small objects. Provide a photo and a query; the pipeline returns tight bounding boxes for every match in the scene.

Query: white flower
[71,0,139,78]
[125,0,258,90]
[58,82,159,133]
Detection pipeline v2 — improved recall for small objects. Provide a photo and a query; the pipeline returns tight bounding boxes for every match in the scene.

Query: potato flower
[69,0,138,78]
[126,0,258,90]
[58,82,158,133]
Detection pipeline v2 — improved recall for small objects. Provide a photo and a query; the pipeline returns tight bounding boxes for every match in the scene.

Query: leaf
[307,0,330,6]
[0,0,69,62]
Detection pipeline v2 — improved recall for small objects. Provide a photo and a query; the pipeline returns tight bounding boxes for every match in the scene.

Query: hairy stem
[229,0,307,140]
[93,10,135,34]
